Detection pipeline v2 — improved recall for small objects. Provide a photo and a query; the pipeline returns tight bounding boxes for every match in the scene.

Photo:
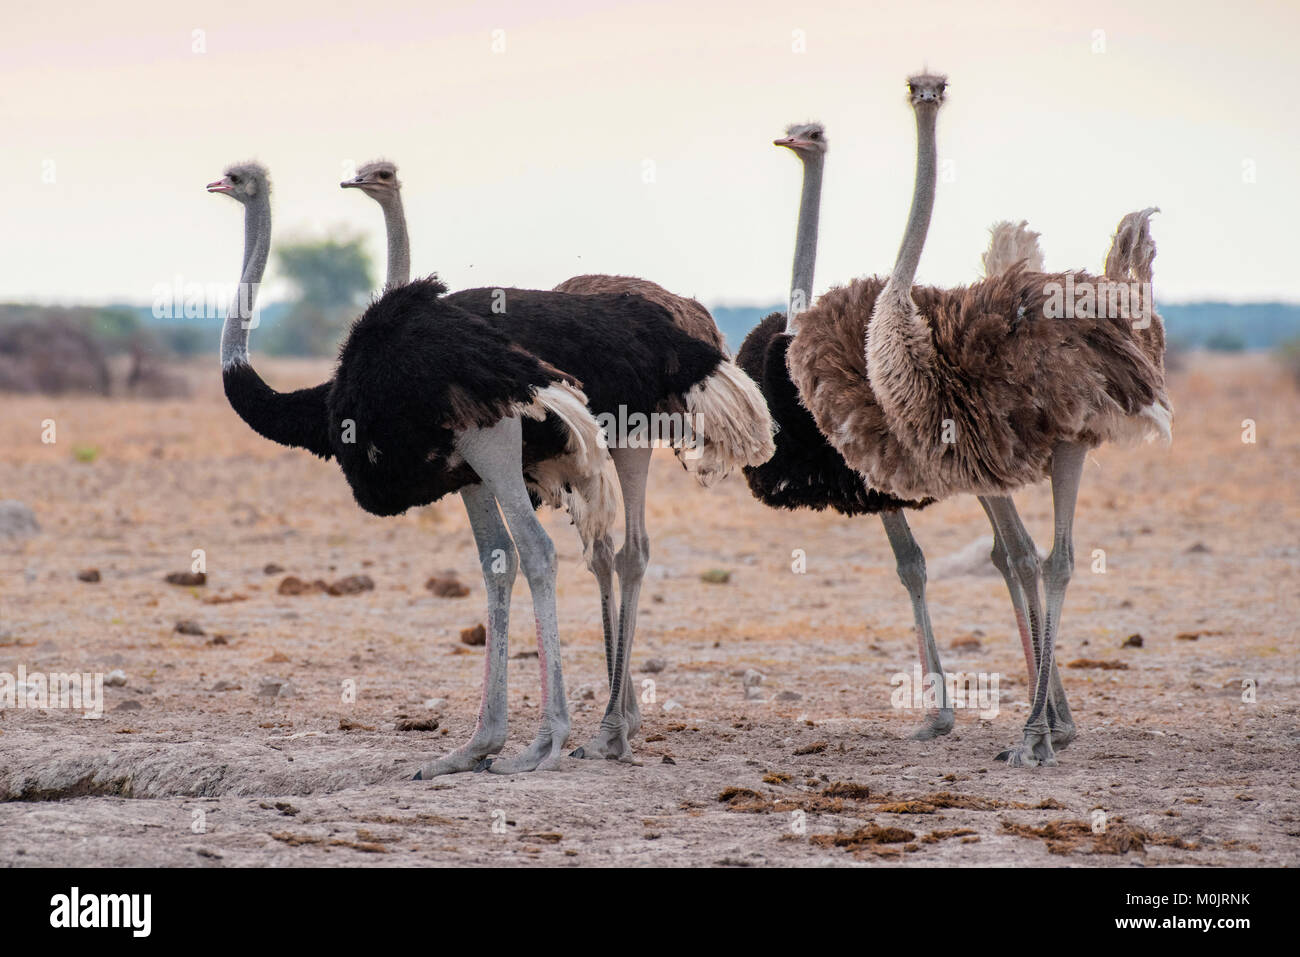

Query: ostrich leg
[459,416,571,774]
[977,496,1076,747]
[879,510,954,738]
[572,446,652,762]
[995,442,1086,767]
[415,484,515,778]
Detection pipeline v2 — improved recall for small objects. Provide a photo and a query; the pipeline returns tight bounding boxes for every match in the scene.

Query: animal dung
[459,624,487,646]
[1122,633,1144,648]
[278,574,375,596]
[424,575,470,598]
[76,568,100,583]
[1066,658,1130,670]
[396,718,439,732]
[164,571,206,586]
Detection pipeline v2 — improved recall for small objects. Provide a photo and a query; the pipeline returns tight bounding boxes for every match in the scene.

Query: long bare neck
[220,195,333,459]
[887,104,938,298]
[865,101,941,429]
[786,154,823,334]
[378,193,410,288]
[221,198,271,369]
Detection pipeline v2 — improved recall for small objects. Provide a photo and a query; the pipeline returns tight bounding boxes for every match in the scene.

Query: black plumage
[443,287,724,420]
[223,277,572,517]
[736,311,929,515]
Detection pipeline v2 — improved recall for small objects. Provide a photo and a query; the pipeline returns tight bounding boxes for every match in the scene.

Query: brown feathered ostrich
[344,159,775,764]
[788,74,1170,767]
[739,126,1068,740]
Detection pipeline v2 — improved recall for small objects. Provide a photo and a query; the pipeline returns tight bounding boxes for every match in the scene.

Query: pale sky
[3,0,1298,309]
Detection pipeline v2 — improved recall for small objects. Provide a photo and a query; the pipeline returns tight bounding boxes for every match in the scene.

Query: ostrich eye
[810,130,821,139]
[229,174,241,184]
[378,171,391,179]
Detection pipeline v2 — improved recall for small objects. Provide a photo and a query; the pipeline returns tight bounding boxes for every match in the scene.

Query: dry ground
[0,353,1296,867]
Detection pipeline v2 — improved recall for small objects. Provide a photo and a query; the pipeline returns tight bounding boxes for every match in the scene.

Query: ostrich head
[341,160,401,198]
[906,73,947,108]
[206,162,270,203]
[774,122,827,158]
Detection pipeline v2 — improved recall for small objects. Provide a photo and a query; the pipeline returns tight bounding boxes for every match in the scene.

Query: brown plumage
[554,274,726,352]
[790,256,1171,502]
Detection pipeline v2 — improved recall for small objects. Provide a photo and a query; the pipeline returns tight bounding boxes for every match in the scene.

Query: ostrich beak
[340,177,363,189]
[773,136,812,150]
[206,180,232,193]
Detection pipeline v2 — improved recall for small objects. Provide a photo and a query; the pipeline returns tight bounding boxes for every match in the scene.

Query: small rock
[113,699,143,712]
[662,756,676,765]
[700,569,731,584]
[77,569,101,583]
[1122,633,1143,648]
[338,718,375,731]
[423,697,447,711]
[1186,542,1211,554]
[207,635,229,646]
[278,575,314,595]
[105,669,127,687]
[641,658,667,674]
[263,563,285,575]
[776,690,802,702]
[460,623,487,646]
[425,575,470,598]
[662,699,683,712]
[164,571,206,586]
[0,501,39,541]
[327,575,374,596]
[210,680,241,692]
[258,677,294,700]
[175,620,205,636]
[951,635,982,651]
[573,686,596,701]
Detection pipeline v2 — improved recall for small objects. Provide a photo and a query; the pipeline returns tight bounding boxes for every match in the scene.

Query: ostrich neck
[866,101,941,431]
[786,155,823,335]
[889,105,937,295]
[379,194,410,288]
[219,194,334,459]
[221,197,270,369]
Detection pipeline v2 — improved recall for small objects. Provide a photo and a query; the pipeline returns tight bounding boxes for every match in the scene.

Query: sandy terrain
[0,353,1296,867]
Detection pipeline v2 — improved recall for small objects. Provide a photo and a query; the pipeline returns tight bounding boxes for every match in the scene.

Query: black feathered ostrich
[343,159,775,764]
[210,162,624,776]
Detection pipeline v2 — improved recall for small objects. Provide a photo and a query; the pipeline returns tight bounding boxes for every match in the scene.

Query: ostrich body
[738,125,1097,741]
[345,160,775,764]
[211,163,626,777]
[788,75,1170,766]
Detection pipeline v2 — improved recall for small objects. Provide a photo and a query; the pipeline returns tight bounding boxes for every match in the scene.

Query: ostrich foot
[570,714,642,764]
[1050,722,1078,750]
[910,709,955,740]
[413,736,504,779]
[484,720,571,774]
[995,728,1056,768]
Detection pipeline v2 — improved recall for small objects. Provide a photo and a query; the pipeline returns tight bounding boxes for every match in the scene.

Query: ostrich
[341,160,409,289]
[737,126,1057,739]
[787,74,1170,766]
[344,160,775,763]
[208,162,651,777]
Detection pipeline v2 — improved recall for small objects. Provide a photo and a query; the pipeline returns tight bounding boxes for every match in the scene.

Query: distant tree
[265,235,374,356]
[1205,331,1246,353]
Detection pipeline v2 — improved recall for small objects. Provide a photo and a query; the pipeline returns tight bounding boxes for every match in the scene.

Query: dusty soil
[0,353,1296,867]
